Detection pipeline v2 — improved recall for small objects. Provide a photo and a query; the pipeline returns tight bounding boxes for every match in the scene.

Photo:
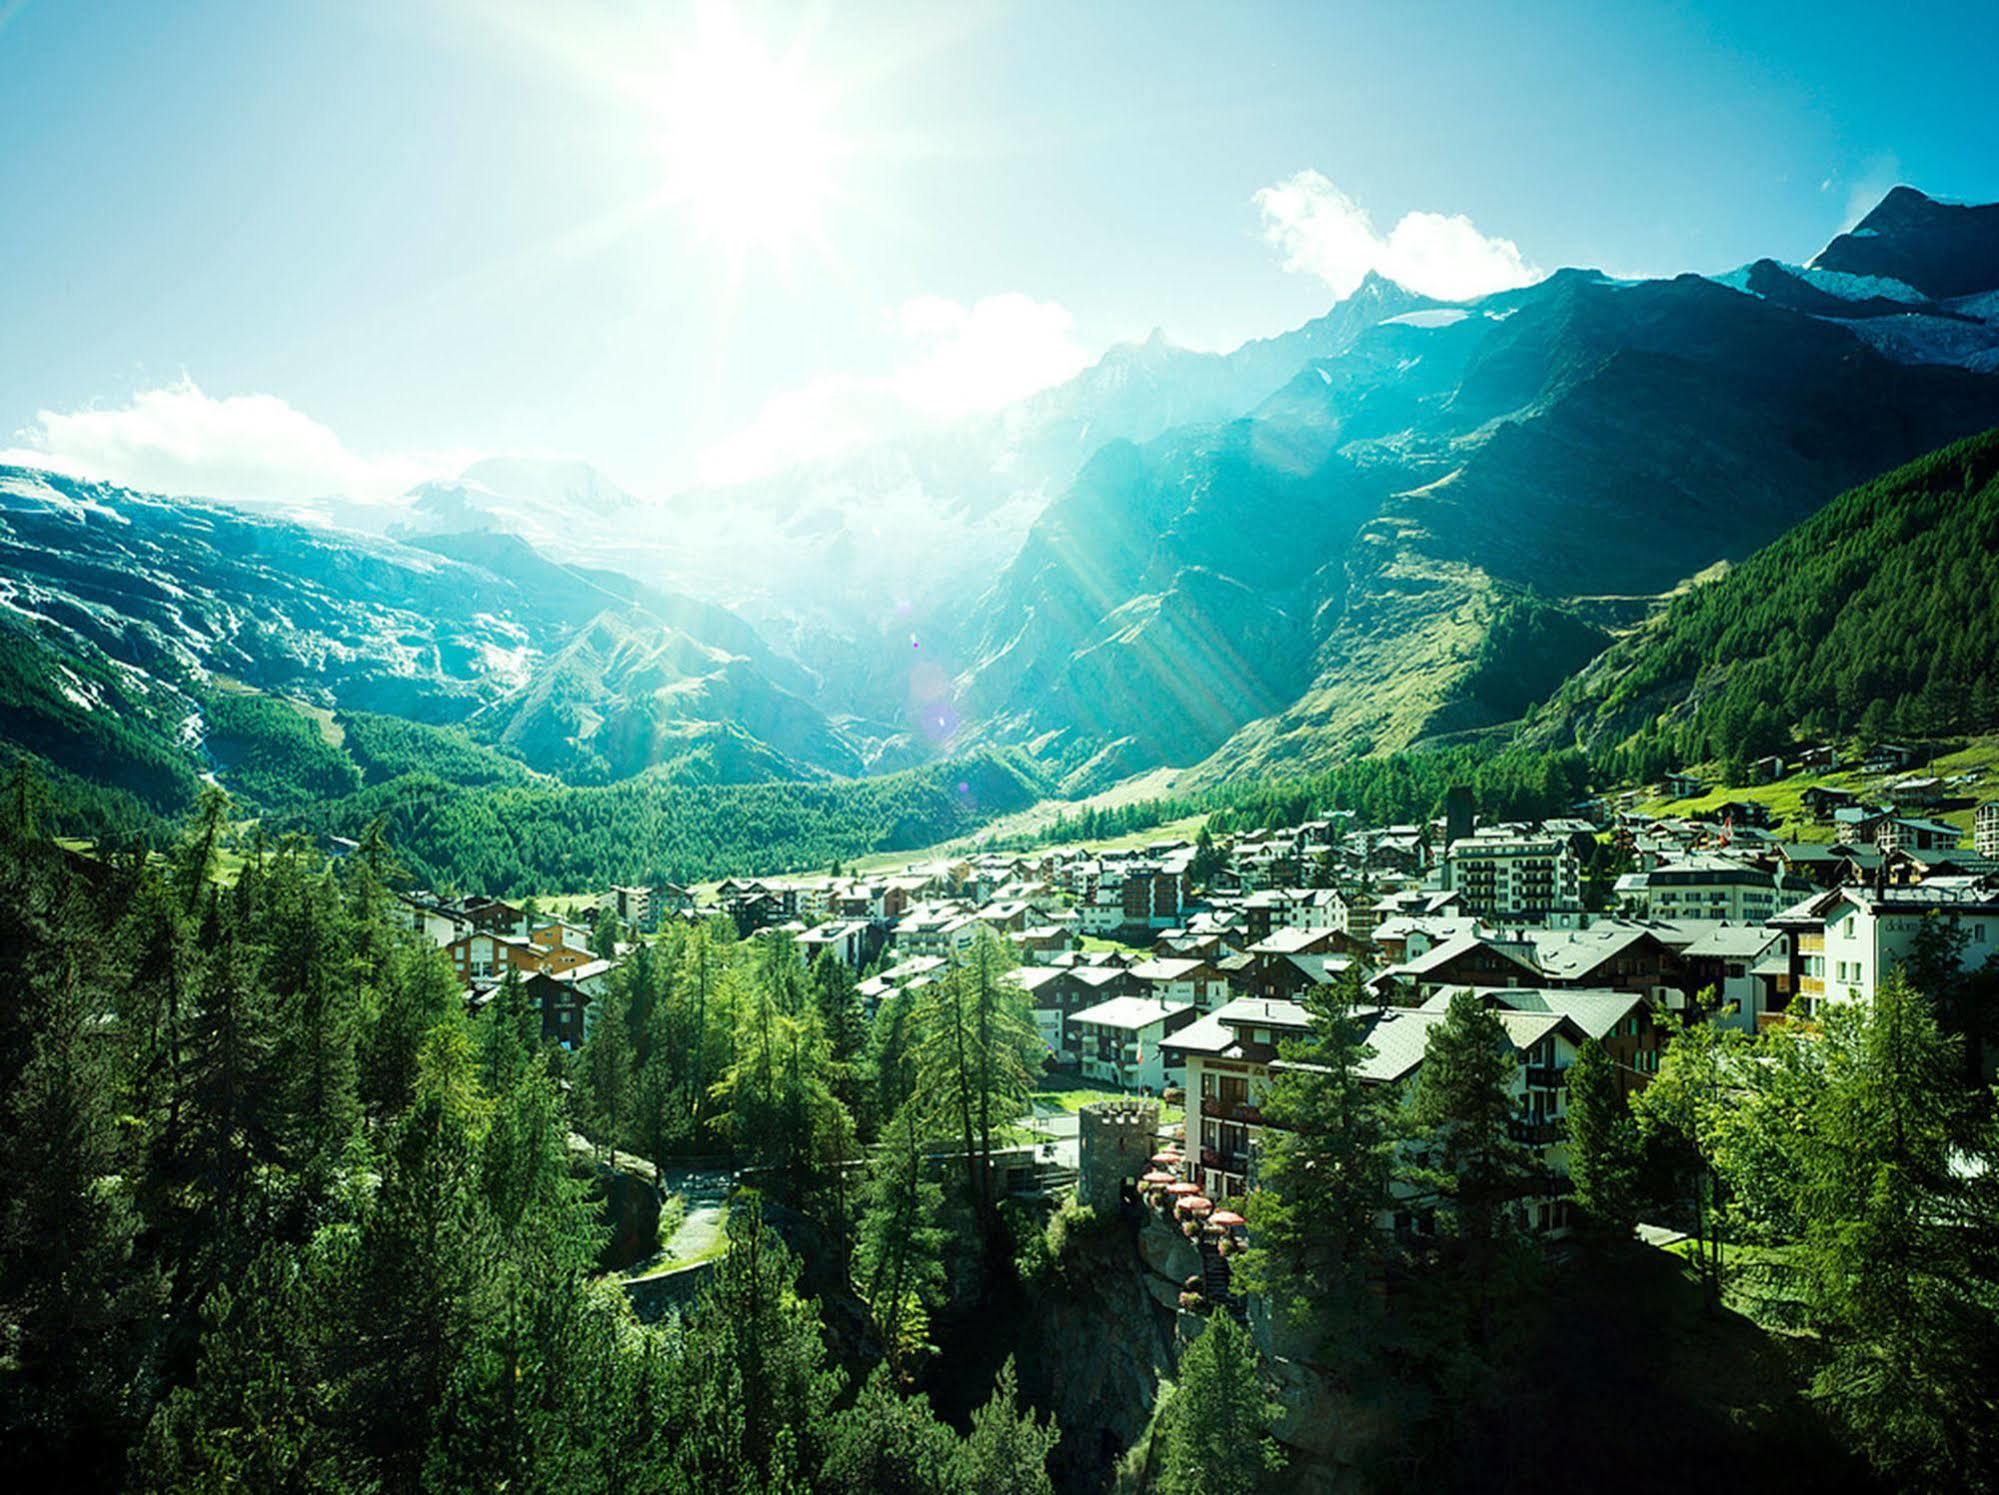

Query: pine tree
[1407,990,1542,1347]
[437,1070,615,1490]
[911,932,1038,1241]
[713,939,850,1210]
[1154,1312,1286,1495]
[360,944,459,1120]
[1238,969,1394,1358]
[1190,823,1226,889]
[675,924,729,1143]
[819,1364,961,1493]
[134,1246,327,1490]
[590,905,621,962]
[161,915,281,1333]
[172,784,233,918]
[1564,1038,1639,1247]
[269,868,363,1178]
[812,950,868,1125]
[665,1200,837,1489]
[867,986,922,1128]
[1633,1012,1740,1313]
[853,1102,951,1378]
[1793,972,1999,1488]
[580,970,637,1153]
[0,925,155,1484]
[331,1090,502,1489]
[952,1357,1059,1495]
[478,962,538,1095]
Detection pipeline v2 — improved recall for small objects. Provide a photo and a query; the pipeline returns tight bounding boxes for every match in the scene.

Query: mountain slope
[587,273,1436,726]
[1810,185,1999,300]
[1520,427,1999,762]
[0,466,860,811]
[476,607,863,784]
[954,188,1999,791]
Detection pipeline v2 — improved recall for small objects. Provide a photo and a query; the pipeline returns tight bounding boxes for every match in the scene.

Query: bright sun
[656,12,840,259]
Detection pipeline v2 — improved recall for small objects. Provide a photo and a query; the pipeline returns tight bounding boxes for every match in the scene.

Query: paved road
[658,1166,731,1263]
[1024,1109,1081,1170]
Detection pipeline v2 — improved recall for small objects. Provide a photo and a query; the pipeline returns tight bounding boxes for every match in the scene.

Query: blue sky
[3,0,1997,501]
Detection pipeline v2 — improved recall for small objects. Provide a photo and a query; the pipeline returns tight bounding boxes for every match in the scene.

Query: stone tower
[1077,1098,1159,1212]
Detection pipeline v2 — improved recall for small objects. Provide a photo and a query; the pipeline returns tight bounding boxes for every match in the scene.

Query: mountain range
[955,187,1999,790]
[5,185,1999,833]
[0,468,863,817]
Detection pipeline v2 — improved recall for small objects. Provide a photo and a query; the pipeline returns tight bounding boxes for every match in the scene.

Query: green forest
[290,749,1043,891]
[0,776,1073,1492]
[1537,429,1999,777]
[8,775,1996,1490]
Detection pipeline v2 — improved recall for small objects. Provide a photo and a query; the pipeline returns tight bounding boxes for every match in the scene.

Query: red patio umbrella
[1165,1180,1200,1196]
[1140,1169,1175,1185]
[1149,1151,1182,1167]
[1178,1195,1213,1215]
[1209,1209,1246,1228]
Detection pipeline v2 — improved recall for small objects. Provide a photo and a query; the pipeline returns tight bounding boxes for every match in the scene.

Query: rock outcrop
[566,1134,662,1270]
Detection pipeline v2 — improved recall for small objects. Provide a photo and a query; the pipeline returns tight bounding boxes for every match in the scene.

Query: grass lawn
[1076,932,1152,954]
[1664,1235,1809,1321]
[1030,1078,1143,1113]
[1638,731,1999,840]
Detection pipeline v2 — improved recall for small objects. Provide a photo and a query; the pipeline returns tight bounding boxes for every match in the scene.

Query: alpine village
[6,10,1999,1493]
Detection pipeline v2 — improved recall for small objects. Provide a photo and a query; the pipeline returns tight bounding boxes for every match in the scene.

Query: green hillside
[1526,428,1999,776]
[289,749,1044,893]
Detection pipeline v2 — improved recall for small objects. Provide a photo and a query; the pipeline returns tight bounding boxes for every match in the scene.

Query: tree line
[0,770,1068,1492]
[1542,427,1999,776]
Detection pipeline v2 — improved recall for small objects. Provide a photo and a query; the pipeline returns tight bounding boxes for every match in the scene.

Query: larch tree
[1563,1037,1640,1248]
[1406,989,1542,1348]
[852,1101,951,1379]
[1237,968,1394,1361]
[1155,1312,1286,1495]
[1793,971,1999,1489]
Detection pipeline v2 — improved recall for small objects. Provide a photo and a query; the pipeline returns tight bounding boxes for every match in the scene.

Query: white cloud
[889,293,1091,417]
[697,292,1091,486]
[3,379,466,505]
[1254,170,1540,301]
[1837,155,1903,233]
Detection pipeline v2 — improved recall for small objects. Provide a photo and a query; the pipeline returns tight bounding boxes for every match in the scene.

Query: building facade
[1446,833,1584,927]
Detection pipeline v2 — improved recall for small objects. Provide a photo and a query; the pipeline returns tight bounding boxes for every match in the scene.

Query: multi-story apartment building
[1975,801,1999,858]
[597,884,654,930]
[1164,995,1589,1229]
[1068,996,1197,1092]
[1870,815,1965,854]
[1445,832,1584,928]
[1614,854,1814,923]
[1769,880,1999,1021]
[1121,866,1188,930]
[1162,997,1313,1201]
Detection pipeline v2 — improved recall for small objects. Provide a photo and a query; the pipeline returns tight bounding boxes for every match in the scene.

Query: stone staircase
[1197,1234,1246,1321]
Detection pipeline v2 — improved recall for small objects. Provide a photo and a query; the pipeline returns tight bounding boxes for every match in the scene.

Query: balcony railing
[1201,1145,1251,1173]
[1509,1119,1564,1147]
[1200,1097,1263,1125]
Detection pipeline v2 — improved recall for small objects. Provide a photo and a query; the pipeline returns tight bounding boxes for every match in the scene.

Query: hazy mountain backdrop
[6,185,1999,829]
